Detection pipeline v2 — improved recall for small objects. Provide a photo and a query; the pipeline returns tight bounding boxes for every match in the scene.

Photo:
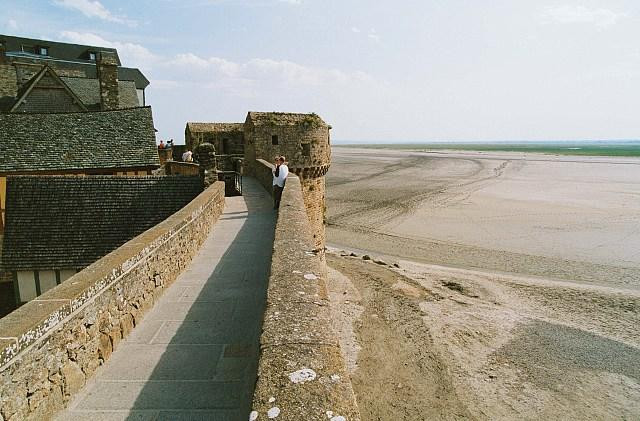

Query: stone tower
[97,51,119,110]
[244,112,331,250]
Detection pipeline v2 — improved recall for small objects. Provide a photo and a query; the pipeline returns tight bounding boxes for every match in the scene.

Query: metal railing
[217,171,243,196]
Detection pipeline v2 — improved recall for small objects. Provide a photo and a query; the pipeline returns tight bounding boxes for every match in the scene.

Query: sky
[1,0,639,142]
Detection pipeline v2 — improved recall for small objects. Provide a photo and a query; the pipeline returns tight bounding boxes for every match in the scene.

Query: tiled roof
[186,122,244,133]
[1,175,203,271]
[246,111,328,127]
[10,65,88,113]
[0,107,160,173]
[61,78,140,109]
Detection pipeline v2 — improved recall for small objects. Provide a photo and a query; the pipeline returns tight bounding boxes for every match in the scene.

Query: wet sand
[325,147,640,419]
[327,147,640,289]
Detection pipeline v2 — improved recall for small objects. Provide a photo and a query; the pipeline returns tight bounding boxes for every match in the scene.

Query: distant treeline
[335,142,640,157]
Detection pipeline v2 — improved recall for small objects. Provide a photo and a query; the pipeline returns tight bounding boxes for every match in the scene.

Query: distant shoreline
[334,142,640,157]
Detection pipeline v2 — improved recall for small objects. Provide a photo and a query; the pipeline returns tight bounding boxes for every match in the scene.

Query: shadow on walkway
[59,178,274,421]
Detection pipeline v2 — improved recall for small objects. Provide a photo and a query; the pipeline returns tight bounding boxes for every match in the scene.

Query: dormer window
[88,51,97,61]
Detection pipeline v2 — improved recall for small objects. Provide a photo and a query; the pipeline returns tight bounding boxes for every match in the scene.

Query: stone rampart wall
[165,160,200,176]
[300,176,326,253]
[251,160,360,420]
[0,65,17,100]
[254,159,275,196]
[0,182,226,421]
[253,160,327,252]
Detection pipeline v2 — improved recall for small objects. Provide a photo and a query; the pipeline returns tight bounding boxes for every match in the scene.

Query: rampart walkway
[57,178,274,420]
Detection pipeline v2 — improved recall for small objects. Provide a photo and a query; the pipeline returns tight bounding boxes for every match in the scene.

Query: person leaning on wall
[272,155,289,209]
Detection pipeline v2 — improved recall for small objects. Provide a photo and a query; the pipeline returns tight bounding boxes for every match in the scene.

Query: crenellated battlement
[289,164,331,179]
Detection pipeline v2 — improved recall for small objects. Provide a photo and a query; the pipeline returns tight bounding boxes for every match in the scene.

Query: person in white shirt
[182,150,193,162]
[272,156,289,209]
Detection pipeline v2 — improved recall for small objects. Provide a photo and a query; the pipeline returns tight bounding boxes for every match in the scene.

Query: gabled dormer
[10,65,88,113]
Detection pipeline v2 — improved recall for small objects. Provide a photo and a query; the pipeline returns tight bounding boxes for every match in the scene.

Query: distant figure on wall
[182,150,193,162]
[272,156,289,209]
[158,140,165,149]
[167,139,174,149]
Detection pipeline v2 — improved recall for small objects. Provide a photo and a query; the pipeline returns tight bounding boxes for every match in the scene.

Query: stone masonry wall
[300,177,326,252]
[0,182,226,421]
[0,64,18,103]
[251,160,360,420]
[245,123,330,172]
[97,52,119,111]
[245,116,331,254]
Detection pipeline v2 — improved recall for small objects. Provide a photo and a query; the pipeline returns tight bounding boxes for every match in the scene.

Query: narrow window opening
[302,143,311,157]
[271,135,279,145]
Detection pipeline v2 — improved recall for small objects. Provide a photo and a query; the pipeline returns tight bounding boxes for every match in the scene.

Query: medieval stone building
[185,122,244,156]
[0,34,149,112]
[0,34,158,312]
[185,111,332,250]
[244,112,331,251]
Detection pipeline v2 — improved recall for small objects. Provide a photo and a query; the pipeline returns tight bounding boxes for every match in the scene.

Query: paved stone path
[58,178,274,421]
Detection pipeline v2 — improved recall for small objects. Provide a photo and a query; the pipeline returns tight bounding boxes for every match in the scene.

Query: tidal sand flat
[327,147,640,288]
[325,147,640,419]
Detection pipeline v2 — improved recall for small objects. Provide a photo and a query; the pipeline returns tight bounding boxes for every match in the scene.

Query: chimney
[97,51,119,110]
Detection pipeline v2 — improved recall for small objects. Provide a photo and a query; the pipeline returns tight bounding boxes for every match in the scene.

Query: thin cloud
[351,27,361,33]
[540,5,626,29]
[59,31,158,71]
[166,53,376,97]
[53,0,136,26]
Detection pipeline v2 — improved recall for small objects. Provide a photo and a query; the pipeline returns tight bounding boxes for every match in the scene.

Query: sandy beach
[327,147,640,289]
[325,147,640,419]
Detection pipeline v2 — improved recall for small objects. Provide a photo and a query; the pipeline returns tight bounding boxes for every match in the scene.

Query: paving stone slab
[74,380,243,410]
[58,178,273,420]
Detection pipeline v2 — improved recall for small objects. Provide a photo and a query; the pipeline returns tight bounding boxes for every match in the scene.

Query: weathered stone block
[120,313,134,338]
[0,383,28,420]
[26,366,48,394]
[61,361,84,396]
[98,333,112,361]
[109,326,122,351]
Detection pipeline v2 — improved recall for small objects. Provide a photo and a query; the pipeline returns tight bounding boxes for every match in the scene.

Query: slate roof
[246,112,328,127]
[186,122,244,133]
[0,34,121,65]
[1,175,204,271]
[2,35,149,89]
[11,65,88,113]
[61,78,140,109]
[0,107,160,173]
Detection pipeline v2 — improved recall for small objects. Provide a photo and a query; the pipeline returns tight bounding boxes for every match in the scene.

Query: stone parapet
[165,160,200,176]
[251,160,360,420]
[255,160,327,251]
[0,182,226,421]
[255,159,276,194]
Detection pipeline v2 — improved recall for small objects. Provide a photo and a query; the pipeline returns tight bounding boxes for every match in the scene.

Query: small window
[302,143,311,157]
[88,51,97,61]
[271,135,279,145]
[38,46,49,56]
